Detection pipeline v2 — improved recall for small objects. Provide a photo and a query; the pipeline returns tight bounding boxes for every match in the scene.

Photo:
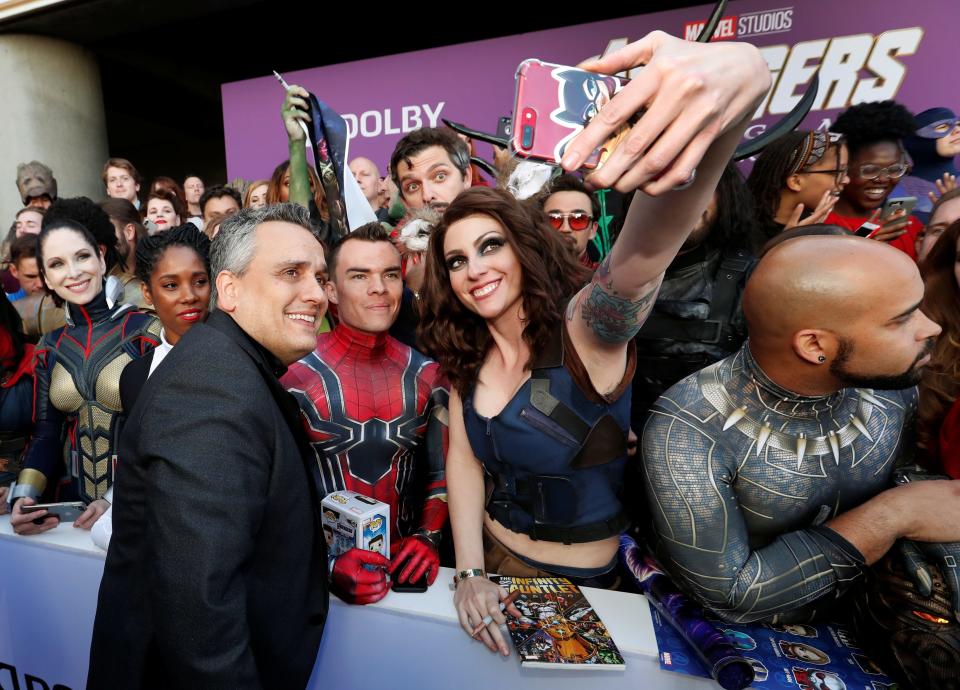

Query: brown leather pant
[482,524,621,589]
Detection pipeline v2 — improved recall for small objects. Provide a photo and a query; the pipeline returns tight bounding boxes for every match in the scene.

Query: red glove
[331,548,391,605]
[388,535,440,585]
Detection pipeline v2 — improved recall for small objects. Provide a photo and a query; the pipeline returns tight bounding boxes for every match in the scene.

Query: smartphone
[391,573,429,593]
[854,220,881,238]
[880,196,917,220]
[511,59,634,170]
[22,501,86,523]
[496,116,512,140]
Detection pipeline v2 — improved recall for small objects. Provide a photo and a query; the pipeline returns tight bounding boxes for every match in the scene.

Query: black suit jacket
[118,348,153,412]
[88,310,328,690]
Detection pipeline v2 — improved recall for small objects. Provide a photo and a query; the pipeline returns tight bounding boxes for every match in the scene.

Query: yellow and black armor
[11,284,159,504]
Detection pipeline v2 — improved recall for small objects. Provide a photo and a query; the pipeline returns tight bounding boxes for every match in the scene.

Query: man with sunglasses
[541,174,601,270]
[827,100,923,259]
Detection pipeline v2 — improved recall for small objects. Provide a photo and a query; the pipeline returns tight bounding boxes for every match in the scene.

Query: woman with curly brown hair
[416,32,772,656]
[918,218,960,476]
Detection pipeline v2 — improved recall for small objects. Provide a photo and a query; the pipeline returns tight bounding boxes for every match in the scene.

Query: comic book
[648,601,899,689]
[489,576,626,671]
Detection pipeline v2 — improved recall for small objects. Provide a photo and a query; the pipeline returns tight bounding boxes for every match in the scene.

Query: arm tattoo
[575,256,661,344]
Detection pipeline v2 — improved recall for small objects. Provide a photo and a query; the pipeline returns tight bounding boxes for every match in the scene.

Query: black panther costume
[641,343,915,624]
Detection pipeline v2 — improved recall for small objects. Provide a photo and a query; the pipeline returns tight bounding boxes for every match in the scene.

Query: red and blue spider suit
[282,323,449,603]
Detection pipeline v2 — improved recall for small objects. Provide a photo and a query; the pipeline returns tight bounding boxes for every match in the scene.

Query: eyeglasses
[547,212,593,232]
[801,167,849,184]
[854,162,909,181]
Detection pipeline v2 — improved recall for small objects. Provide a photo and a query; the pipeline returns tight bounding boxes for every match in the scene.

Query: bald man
[349,157,390,223]
[640,235,960,628]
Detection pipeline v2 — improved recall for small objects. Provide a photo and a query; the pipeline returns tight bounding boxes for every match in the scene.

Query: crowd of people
[0,28,959,690]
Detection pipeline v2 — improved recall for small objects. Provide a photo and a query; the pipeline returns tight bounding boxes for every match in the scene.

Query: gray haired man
[88,204,330,690]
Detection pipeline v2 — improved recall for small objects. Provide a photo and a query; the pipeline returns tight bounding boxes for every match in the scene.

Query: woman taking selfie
[418,32,771,655]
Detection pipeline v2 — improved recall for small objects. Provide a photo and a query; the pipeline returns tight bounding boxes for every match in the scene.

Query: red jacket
[825,211,922,261]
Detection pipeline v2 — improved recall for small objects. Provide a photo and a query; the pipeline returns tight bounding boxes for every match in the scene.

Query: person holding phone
[826,100,924,259]
[7,218,160,535]
[417,31,772,655]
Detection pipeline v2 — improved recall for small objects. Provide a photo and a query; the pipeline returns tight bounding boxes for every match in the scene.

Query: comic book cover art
[490,576,625,671]
[649,602,900,688]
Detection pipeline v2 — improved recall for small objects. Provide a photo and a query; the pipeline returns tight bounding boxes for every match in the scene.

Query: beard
[830,337,935,390]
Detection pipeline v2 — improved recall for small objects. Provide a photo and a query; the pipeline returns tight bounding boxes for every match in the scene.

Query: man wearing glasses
[541,174,601,270]
[827,100,923,259]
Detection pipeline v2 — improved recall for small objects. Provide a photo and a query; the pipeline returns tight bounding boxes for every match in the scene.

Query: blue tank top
[462,325,634,543]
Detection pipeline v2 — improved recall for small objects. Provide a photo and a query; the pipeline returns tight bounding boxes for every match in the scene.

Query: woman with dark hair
[120,223,210,410]
[8,219,160,535]
[91,224,211,549]
[417,28,769,655]
[142,189,186,235]
[747,130,849,240]
[828,100,922,258]
[120,224,211,408]
[0,290,34,508]
[917,218,960,476]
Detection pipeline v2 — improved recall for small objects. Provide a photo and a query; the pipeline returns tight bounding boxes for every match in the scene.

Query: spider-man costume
[282,323,449,603]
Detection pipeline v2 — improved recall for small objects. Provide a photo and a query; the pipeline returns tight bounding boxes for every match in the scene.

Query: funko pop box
[321,490,390,558]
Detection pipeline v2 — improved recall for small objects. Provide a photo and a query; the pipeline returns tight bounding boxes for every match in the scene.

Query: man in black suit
[88,203,330,690]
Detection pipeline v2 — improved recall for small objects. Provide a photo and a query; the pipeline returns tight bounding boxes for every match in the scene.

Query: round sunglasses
[547,211,594,232]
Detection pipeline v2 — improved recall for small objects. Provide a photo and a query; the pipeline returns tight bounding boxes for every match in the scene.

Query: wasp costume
[11,284,159,505]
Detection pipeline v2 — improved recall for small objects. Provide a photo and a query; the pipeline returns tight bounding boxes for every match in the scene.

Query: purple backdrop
[222,0,957,182]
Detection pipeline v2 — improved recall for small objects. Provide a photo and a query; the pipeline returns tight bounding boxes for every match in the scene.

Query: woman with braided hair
[90,224,211,550]
[746,129,849,242]
[118,224,211,411]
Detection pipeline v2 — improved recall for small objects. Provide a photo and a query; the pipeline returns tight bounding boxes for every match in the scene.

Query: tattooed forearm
[580,282,659,343]
[567,255,663,343]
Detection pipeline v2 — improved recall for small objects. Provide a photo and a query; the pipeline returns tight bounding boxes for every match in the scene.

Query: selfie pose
[418,31,772,655]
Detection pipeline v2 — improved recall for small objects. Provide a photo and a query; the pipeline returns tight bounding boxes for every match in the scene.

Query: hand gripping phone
[511,59,635,170]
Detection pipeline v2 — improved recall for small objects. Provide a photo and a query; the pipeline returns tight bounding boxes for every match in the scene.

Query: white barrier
[0,517,715,690]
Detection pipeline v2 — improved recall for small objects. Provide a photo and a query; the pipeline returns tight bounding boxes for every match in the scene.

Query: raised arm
[281,85,313,209]
[564,33,771,362]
